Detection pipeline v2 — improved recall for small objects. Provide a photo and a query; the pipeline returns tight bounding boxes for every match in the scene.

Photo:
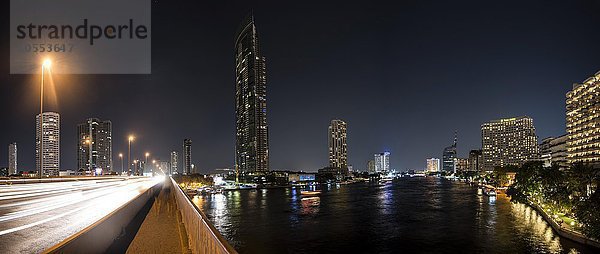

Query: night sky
[1,0,600,173]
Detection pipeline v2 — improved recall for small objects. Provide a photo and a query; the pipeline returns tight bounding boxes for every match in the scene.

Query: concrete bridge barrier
[170,177,237,254]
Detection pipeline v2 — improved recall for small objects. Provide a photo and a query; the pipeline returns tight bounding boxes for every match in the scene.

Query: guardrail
[170,177,237,254]
[0,176,144,185]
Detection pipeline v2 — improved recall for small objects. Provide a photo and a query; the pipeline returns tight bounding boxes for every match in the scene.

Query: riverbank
[522,198,600,249]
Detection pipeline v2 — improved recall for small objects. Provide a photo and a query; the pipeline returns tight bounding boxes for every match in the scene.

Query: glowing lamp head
[42,59,51,68]
[145,152,150,157]
[128,135,135,141]
[119,153,123,158]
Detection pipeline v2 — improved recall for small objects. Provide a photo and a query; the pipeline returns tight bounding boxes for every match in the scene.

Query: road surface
[0,177,163,253]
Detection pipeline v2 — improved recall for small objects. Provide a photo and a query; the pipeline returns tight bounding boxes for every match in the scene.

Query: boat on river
[300,190,322,196]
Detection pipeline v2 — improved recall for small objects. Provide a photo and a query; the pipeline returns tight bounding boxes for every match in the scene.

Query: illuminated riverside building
[235,14,269,174]
[426,158,440,172]
[540,135,568,168]
[468,149,482,173]
[328,119,348,169]
[455,158,469,171]
[481,116,539,171]
[367,160,375,174]
[36,112,60,176]
[77,118,112,174]
[374,152,390,173]
[566,70,600,166]
[442,135,457,173]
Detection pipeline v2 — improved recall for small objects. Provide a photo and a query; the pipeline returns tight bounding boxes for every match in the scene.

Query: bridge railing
[170,177,237,254]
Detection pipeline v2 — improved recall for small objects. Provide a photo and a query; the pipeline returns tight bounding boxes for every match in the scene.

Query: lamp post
[128,135,134,176]
[145,152,149,176]
[38,59,51,179]
[119,153,123,175]
[152,159,156,176]
[85,138,92,175]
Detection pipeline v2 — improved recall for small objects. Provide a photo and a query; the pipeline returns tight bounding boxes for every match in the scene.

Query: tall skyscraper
[170,151,178,175]
[235,14,269,174]
[36,112,60,176]
[566,70,600,166]
[374,152,390,173]
[77,118,112,174]
[183,139,192,175]
[426,158,440,172]
[328,119,348,169]
[8,142,17,175]
[481,116,539,171]
[442,134,457,173]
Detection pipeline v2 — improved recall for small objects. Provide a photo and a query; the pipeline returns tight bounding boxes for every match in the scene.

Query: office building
[77,118,112,174]
[481,116,539,171]
[540,134,568,168]
[468,149,483,173]
[374,152,390,173]
[36,112,60,176]
[426,158,440,172]
[235,14,269,174]
[183,139,192,175]
[328,119,348,169]
[170,151,178,175]
[566,70,600,166]
[8,142,17,175]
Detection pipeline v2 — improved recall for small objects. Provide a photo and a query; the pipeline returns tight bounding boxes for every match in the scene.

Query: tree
[574,185,600,239]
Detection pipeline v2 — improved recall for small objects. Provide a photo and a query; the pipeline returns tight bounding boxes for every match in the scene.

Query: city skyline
[1,1,600,172]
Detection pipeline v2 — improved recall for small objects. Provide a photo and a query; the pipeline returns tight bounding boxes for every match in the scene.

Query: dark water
[193,178,599,253]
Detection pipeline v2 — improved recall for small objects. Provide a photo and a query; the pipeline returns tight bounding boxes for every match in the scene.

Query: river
[192,177,598,253]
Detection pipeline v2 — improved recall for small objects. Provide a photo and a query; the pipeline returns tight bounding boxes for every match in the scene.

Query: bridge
[0,176,236,254]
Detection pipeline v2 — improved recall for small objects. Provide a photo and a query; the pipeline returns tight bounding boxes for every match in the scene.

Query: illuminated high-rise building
[183,139,192,175]
[468,149,483,173]
[328,119,348,169]
[235,14,269,174]
[566,71,600,165]
[170,151,178,175]
[77,118,112,174]
[36,112,60,176]
[481,116,539,171]
[374,152,390,173]
[8,142,17,175]
[426,158,440,172]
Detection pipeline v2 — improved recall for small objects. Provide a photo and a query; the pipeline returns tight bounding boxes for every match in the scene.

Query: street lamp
[38,58,51,179]
[128,135,135,176]
[119,153,123,175]
[145,152,150,175]
[151,159,156,176]
[85,138,92,176]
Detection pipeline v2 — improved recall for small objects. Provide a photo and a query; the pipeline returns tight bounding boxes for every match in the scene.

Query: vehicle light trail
[0,176,162,253]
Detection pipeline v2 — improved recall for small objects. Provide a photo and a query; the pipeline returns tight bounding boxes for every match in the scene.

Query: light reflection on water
[192,179,598,254]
